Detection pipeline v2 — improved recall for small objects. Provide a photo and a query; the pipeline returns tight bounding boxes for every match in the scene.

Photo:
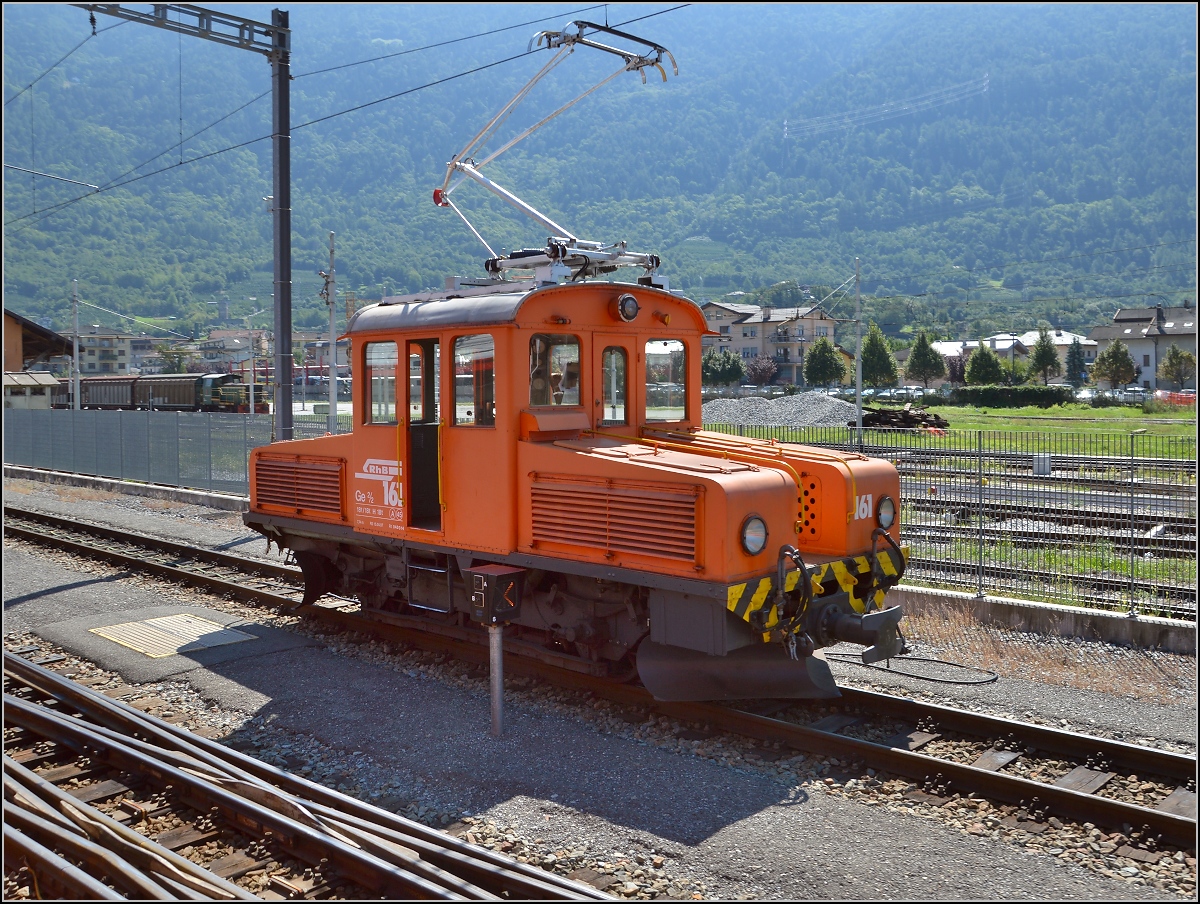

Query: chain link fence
[4,410,1195,620]
[707,424,1196,619]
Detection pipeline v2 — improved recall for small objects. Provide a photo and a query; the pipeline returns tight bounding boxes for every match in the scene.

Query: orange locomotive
[243,278,907,701]
[246,21,905,701]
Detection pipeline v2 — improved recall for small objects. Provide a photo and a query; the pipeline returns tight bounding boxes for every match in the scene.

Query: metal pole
[271,8,294,440]
[854,258,863,450]
[1128,430,1143,617]
[327,232,338,434]
[976,429,985,598]
[249,342,255,416]
[488,624,504,737]
[72,280,80,410]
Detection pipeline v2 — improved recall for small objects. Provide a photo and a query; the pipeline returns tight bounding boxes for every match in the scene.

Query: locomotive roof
[348,290,532,335]
[348,282,702,335]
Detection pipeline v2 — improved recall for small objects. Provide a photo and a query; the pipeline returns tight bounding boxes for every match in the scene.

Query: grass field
[911,402,1197,436]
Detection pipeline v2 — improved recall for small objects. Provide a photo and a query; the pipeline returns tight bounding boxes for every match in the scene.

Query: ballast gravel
[701,391,857,427]
[3,477,1196,901]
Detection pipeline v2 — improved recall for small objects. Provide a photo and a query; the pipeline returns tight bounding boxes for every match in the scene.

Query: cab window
[529,334,580,407]
[454,334,495,426]
[365,341,397,424]
[600,346,628,426]
[645,339,686,422]
[408,341,440,424]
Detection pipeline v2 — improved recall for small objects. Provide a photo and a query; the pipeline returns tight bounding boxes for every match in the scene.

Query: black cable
[4,49,536,233]
[3,19,128,107]
[293,4,609,79]
[825,651,999,685]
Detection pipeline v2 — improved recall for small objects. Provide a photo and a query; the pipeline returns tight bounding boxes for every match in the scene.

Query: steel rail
[4,694,476,900]
[3,653,611,901]
[834,686,1196,780]
[2,822,126,901]
[3,758,257,901]
[3,508,300,605]
[902,556,1197,611]
[3,803,179,900]
[900,521,1196,556]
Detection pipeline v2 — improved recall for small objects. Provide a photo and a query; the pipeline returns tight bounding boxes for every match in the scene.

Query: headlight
[740,515,768,555]
[877,495,896,530]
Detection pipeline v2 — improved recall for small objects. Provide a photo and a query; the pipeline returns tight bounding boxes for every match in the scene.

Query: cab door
[592,334,636,431]
[405,339,441,531]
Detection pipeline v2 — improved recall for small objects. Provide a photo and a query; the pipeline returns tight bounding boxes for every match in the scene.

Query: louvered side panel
[254,455,346,521]
[530,476,698,562]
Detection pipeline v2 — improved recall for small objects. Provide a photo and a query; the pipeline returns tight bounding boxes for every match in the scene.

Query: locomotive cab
[245,280,907,701]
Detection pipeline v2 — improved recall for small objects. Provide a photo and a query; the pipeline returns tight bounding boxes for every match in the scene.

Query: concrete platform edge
[892,585,1195,656]
[5,465,249,513]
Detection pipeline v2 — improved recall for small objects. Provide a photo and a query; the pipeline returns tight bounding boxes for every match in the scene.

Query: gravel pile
[701,392,856,428]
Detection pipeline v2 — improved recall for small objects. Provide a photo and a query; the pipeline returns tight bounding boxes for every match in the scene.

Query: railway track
[4,504,1197,858]
[901,518,1196,557]
[899,485,1196,533]
[10,498,1194,615]
[3,652,608,901]
[899,548,1196,616]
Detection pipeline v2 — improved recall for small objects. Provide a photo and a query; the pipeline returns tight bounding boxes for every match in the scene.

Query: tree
[965,341,1004,385]
[860,323,898,389]
[1000,357,1029,386]
[904,331,945,388]
[945,354,966,385]
[803,336,846,388]
[701,348,746,386]
[1092,340,1137,390]
[1064,338,1089,387]
[1157,343,1197,390]
[155,344,191,374]
[746,355,778,386]
[1029,326,1063,385]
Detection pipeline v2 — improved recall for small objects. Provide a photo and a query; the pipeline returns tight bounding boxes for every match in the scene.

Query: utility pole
[72,280,80,410]
[74,3,293,438]
[319,232,338,434]
[854,258,863,441]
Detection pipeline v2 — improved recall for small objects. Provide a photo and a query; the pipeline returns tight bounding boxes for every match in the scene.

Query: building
[699,299,841,385]
[4,371,60,409]
[1015,328,1097,382]
[75,327,135,375]
[3,310,72,372]
[1087,304,1197,390]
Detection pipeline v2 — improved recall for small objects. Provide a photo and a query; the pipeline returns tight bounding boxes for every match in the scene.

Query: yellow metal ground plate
[89,614,255,658]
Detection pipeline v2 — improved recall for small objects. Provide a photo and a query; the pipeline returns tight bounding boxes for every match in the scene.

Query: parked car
[1074,387,1096,401]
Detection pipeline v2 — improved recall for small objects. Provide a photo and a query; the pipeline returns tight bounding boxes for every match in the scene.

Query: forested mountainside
[3,3,1195,343]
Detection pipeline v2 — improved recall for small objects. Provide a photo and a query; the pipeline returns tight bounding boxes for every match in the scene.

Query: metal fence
[4,410,1196,619]
[707,424,1197,620]
[3,409,352,496]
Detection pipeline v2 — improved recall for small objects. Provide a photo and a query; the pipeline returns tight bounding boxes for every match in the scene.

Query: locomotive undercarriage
[274,529,905,701]
[288,540,649,676]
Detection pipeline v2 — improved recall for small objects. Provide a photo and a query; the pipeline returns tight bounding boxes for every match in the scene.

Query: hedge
[949,384,1074,408]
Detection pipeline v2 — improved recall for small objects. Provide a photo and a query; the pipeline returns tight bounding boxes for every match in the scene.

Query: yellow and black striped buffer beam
[725,545,907,631]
